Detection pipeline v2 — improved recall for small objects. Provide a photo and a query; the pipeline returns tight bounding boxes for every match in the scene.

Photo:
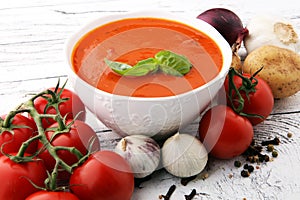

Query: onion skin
[231,52,243,71]
[197,8,249,51]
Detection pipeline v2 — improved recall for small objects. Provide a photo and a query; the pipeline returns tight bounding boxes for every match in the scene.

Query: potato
[243,45,300,98]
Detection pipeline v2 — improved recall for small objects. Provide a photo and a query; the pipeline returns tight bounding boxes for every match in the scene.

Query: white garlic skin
[114,135,160,178]
[161,132,208,178]
[244,15,300,54]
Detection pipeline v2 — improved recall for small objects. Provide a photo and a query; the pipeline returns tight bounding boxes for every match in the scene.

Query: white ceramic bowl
[65,11,232,140]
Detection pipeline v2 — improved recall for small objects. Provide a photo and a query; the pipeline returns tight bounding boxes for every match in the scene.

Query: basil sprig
[104,50,192,77]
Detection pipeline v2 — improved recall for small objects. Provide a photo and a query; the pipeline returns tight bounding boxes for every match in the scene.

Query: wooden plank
[0,0,300,199]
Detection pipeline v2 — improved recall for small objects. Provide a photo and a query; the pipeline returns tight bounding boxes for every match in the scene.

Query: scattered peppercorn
[246,156,254,163]
[264,155,270,162]
[234,160,242,168]
[241,170,250,177]
[246,155,259,163]
[267,144,274,152]
[257,154,270,162]
[201,173,209,180]
[287,132,293,138]
[247,165,254,173]
[244,145,263,157]
[272,151,278,158]
[237,137,281,178]
[261,137,280,146]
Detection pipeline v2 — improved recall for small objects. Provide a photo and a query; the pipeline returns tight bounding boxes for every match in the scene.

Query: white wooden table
[1,0,300,199]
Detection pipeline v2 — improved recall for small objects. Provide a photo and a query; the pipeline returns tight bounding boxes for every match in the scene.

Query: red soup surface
[72,17,223,97]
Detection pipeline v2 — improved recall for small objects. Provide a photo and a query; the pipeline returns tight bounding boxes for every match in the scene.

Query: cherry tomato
[70,150,134,200]
[199,105,253,159]
[37,120,100,180]
[0,114,37,156]
[33,88,86,128]
[224,72,274,125]
[25,191,79,200]
[0,155,47,200]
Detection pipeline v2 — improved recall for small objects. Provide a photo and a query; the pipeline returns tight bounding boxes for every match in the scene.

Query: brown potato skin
[243,45,300,98]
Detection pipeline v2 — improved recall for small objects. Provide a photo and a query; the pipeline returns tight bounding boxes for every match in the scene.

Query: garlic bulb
[114,135,160,178]
[161,132,208,178]
[244,15,300,54]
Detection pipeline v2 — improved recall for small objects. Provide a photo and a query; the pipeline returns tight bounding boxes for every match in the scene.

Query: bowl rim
[65,10,232,101]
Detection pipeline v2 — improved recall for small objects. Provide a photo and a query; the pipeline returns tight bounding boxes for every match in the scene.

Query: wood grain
[1,0,300,199]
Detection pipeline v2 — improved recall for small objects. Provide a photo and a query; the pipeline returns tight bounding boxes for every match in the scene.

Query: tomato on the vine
[224,71,274,125]
[33,87,86,128]
[70,150,134,200]
[0,114,37,156]
[25,191,79,200]
[37,119,100,180]
[0,155,47,200]
[199,105,253,159]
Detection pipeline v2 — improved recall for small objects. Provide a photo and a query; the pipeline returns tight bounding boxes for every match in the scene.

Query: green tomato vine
[226,67,264,119]
[0,80,94,191]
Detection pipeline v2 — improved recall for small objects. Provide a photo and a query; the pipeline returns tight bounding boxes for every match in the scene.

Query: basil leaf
[104,50,192,77]
[104,58,132,75]
[124,58,159,76]
[159,65,184,77]
[155,50,192,76]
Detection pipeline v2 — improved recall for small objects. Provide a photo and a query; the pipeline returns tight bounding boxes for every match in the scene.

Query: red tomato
[33,88,86,128]
[0,155,47,200]
[70,151,134,200]
[199,105,253,159]
[0,114,37,156]
[25,191,79,200]
[224,73,274,125]
[37,120,100,180]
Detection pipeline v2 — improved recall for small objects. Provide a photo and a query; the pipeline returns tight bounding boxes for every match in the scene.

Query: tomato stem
[227,68,245,113]
[0,80,91,191]
[16,134,41,157]
[55,146,84,160]
[49,161,59,190]
[227,67,264,119]
[2,109,31,128]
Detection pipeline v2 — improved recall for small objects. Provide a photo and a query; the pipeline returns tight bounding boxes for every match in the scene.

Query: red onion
[197,8,248,51]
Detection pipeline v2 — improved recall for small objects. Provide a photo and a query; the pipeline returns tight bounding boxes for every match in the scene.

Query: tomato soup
[72,17,223,97]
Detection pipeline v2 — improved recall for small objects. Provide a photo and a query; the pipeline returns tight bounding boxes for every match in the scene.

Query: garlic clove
[274,22,298,44]
[244,14,300,54]
[161,132,208,178]
[114,134,160,178]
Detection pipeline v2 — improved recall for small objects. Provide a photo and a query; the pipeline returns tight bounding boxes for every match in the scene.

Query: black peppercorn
[272,151,278,158]
[234,160,242,168]
[264,155,270,162]
[267,144,274,152]
[247,165,254,173]
[241,170,250,177]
